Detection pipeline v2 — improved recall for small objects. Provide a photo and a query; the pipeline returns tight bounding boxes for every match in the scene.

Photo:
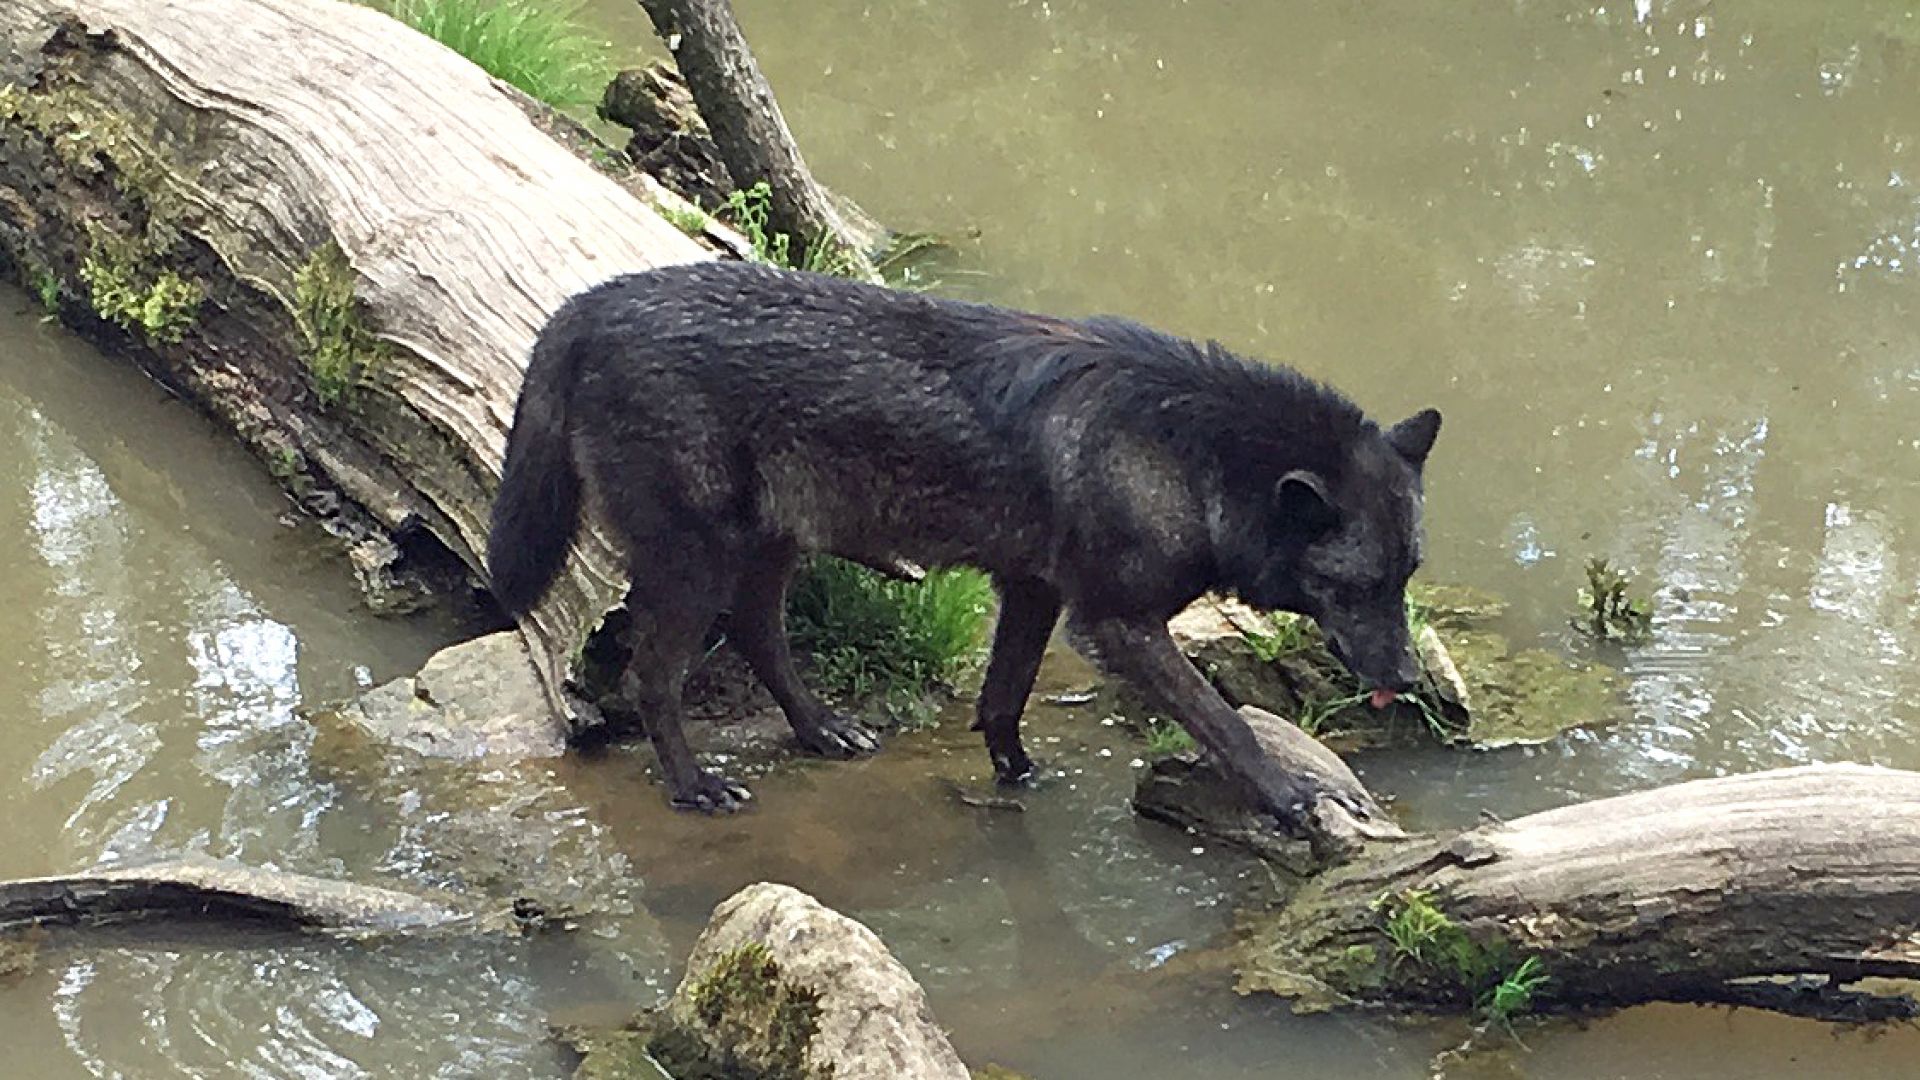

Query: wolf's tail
[487,316,586,617]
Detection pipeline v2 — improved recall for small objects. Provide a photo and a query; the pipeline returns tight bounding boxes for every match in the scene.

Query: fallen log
[0,0,715,726]
[0,855,482,934]
[1233,763,1920,1021]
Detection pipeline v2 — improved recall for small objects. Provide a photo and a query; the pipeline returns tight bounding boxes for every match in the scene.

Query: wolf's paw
[669,771,754,814]
[794,713,880,759]
[1255,773,1374,836]
[990,746,1037,786]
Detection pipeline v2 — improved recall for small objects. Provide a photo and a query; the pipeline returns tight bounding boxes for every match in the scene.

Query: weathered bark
[600,61,734,211]
[632,0,883,271]
[0,855,481,934]
[1236,763,1920,1020]
[0,0,718,725]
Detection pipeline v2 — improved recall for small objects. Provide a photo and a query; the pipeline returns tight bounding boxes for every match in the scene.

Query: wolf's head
[1225,408,1441,701]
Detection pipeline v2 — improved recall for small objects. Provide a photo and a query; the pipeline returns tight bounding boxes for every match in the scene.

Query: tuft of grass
[1243,611,1316,661]
[1574,556,1653,643]
[786,558,994,713]
[1142,719,1198,757]
[1479,955,1550,1028]
[383,0,612,109]
[1373,888,1549,1028]
[1297,690,1371,736]
[716,181,868,278]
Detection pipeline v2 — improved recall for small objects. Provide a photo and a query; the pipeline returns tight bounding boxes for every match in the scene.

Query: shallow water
[6,0,1920,1075]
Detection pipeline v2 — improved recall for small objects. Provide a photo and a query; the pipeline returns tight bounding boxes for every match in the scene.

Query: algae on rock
[562,882,968,1080]
[1126,585,1621,754]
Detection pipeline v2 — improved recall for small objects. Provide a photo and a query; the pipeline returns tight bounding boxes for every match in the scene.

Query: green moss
[5,82,204,343]
[649,942,827,1080]
[78,226,201,343]
[294,241,389,406]
[0,83,176,213]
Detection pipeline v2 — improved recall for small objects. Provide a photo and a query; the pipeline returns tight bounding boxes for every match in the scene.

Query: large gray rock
[563,882,969,1080]
[327,632,566,760]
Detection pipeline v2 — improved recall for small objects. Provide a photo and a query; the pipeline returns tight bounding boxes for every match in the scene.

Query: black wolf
[488,261,1440,827]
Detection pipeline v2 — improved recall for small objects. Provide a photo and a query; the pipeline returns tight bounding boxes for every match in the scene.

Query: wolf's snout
[1321,623,1419,701]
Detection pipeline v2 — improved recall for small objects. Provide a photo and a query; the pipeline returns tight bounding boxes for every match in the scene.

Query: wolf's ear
[1275,469,1338,534]
[1386,408,1442,469]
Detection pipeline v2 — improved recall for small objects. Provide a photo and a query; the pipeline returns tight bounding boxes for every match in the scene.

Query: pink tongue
[1369,689,1399,709]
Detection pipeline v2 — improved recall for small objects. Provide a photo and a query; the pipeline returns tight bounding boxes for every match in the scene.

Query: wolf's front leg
[1074,615,1367,831]
[972,577,1063,784]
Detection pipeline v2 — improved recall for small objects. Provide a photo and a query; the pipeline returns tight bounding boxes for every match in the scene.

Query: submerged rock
[562,882,969,1080]
[0,928,40,981]
[319,631,566,760]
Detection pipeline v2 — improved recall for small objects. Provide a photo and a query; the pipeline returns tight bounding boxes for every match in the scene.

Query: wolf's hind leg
[622,544,752,812]
[973,576,1062,784]
[727,541,880,758]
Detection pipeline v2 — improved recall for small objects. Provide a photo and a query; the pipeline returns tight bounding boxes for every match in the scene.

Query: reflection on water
[6,0,1920,1075]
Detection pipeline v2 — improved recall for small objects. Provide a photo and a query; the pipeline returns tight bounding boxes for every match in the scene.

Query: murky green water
[7,0,1920,1075]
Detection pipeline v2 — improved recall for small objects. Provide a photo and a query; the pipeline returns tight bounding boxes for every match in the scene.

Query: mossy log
[0,0,719,724]
[1237,764,1920,1021]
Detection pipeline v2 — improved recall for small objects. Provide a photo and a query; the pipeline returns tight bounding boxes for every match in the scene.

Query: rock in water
[565,882,969,1080]
[323,632,566,760]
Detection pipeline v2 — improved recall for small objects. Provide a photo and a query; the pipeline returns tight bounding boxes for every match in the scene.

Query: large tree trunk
[0,0,713,728]
[633,0,881,272]
[1235,763,1920,1021]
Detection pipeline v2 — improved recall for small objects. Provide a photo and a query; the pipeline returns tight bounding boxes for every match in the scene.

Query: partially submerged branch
[0,856,483,935]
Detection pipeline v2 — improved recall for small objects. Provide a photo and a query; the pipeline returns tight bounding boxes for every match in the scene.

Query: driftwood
[0,855,480,934]
[1235,763,1920,1021]
[0,0,716,724]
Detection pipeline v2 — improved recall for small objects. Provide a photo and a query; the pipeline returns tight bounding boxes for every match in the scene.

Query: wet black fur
[488,261,1439,820]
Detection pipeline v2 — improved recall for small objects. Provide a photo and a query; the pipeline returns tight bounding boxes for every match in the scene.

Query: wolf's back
[486,305,588,617]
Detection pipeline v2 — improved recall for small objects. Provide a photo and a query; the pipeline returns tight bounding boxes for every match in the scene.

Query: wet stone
[320,631,567,760]
[561,882,969,1080]
[1117,588,1621,753]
